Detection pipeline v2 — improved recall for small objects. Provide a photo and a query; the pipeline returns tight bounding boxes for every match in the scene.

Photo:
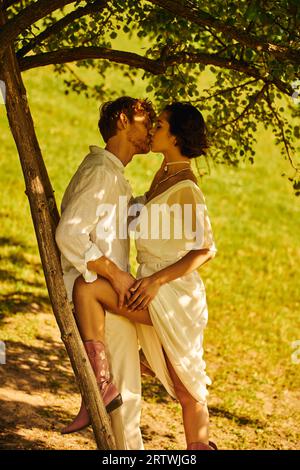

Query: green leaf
[293,180,300,190]
[294,126,300,138]
[245,2,260,21]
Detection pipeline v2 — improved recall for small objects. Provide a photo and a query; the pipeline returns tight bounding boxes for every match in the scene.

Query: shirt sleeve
[55,166,113,283]
[168,184,217,252]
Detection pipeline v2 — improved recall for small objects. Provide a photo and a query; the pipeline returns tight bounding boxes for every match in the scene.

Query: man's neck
[105,138,134,167]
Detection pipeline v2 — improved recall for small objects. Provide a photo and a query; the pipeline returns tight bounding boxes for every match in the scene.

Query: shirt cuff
[83,244,103,283]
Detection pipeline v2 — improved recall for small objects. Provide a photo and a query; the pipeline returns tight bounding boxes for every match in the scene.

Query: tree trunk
[0,7,116,450]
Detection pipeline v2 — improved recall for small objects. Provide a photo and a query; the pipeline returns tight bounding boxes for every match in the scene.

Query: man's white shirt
[56,146,132,301]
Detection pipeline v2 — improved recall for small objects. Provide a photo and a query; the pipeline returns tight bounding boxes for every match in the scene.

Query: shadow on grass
[0,425,53,450]
[0,340,76,395]
[0,400,95,450]
[141,377,265,429]
[0,338,266,450]
[0,237,28,250]
[0,236,48,320]
[141,375,172,404]
[0,292,50,317]
[0,337,99,449]
[0,269,45,289]
[209,405,265,429]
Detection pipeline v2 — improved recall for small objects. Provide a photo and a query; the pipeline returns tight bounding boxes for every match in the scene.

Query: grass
[0,63,300,449]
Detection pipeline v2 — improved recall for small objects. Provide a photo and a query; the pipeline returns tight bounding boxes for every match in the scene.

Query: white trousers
[105,312,144,450]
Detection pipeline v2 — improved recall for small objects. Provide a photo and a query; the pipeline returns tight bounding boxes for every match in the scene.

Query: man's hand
[87,256,136,309]
[110,270,136,309]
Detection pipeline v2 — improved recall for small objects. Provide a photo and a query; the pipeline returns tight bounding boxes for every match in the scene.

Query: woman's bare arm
[152,248,215,286]
[127,248,216,311]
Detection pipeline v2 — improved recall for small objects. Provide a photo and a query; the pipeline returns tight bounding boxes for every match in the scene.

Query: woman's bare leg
[164,352,209,446]
[72,275,152,342]
[73,287,106,341]
[72,275,209,445]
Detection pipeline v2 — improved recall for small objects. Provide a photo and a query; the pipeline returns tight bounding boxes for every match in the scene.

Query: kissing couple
[56,96,217,450]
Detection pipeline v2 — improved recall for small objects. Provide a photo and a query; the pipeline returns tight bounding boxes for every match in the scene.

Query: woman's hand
[126,275,161,311]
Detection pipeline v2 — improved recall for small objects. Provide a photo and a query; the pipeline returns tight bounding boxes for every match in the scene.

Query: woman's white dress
[134,180,217,404]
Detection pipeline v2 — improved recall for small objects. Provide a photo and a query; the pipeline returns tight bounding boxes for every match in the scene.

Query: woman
[71,102,217,450]
[127,102,218,450]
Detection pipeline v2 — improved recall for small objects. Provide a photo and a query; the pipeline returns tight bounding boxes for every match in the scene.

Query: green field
[0,63,299,449]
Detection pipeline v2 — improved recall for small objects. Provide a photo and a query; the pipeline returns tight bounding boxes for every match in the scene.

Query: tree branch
[18,46,292,96]
[147,0,300,66]
[17,0,108,58]
[214,82,269,131]
[64,63,89,90]
[194,78,260,102]
[0,0,75,57]
[166,51,292,95]
[265,87,300,173]
[202,25,227,49]
[18,46,164,74]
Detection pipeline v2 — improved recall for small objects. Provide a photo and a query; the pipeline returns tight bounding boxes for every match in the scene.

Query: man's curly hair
[99,96,155,143]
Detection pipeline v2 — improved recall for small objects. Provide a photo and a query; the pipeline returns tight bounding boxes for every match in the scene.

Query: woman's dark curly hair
[164,102,209,158]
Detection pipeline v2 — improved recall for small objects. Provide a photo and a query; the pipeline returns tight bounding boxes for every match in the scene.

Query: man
[55,96,155,449]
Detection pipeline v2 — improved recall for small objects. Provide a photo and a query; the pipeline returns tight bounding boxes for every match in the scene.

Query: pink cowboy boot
[187,441,218,450]
[61,340,122,434]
